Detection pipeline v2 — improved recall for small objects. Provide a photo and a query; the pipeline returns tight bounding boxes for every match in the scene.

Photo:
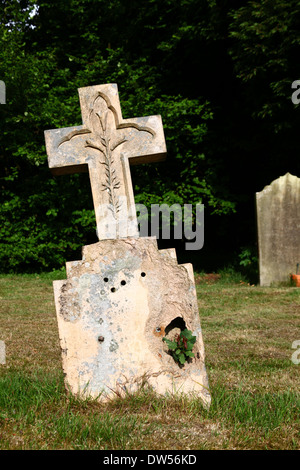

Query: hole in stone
[141,272,146,277]
[121,280,126,286]
[163,317,194,368]
[104,277,109,282]
[165,317,186,336]
[111,287,116,292]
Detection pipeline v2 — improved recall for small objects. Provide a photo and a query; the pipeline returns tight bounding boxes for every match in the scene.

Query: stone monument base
[53,237,211,407]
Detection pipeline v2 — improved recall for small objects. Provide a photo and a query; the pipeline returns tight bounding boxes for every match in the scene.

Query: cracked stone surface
[53,237,211,406]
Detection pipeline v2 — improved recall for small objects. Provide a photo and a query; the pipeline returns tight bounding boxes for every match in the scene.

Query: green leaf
[187,340,196,350]
[185,351,195,358]
[178,353,186,364]
[182,329,192,338]
[163,338,177,350]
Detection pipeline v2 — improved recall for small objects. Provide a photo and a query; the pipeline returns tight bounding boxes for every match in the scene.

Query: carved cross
[45,84,166,240]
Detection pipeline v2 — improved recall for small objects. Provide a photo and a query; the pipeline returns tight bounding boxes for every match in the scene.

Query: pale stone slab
[256,173,300,286]
[54,237,211,406]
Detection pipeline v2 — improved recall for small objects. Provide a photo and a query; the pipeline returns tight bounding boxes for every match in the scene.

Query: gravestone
[45,84,211,406]
[256,173,300,286]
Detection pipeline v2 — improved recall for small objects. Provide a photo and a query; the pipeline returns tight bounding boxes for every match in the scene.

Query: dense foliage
[1,0,300,274]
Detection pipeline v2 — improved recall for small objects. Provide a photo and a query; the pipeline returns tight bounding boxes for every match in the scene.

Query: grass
[0,270,299,450]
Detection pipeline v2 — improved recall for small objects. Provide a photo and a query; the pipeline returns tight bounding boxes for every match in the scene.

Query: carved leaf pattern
[58,91,155,222]
[84,95,128,217]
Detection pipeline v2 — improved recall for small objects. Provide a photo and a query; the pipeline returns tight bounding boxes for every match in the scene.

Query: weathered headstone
[45,84,211,406]
[256,173,300,286]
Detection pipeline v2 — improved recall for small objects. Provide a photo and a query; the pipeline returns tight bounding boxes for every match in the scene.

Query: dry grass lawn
[0,271,299,450]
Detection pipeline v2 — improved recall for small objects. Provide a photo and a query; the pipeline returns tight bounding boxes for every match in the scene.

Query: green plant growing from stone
[163,328,196,365]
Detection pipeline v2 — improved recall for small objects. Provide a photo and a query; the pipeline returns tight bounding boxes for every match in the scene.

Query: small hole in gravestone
[111,287,116,292]
[104,277,109,282]
[121,280,126,286]
[165,317,186,336]
[141,272,146,277]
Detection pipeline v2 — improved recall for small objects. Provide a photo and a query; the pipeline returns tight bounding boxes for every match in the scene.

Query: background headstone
[256,173,300,286]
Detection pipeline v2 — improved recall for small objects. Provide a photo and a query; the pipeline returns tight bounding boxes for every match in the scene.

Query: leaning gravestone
[256,173,300,286]
[45,84,211,406]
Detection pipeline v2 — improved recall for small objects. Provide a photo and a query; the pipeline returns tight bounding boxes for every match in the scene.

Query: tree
[228,0,300,176]
[2,0,299,275]
[0,0,217,272]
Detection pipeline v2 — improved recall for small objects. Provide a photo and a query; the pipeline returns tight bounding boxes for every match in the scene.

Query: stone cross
[45,84,166,240]
[45,84,211,407]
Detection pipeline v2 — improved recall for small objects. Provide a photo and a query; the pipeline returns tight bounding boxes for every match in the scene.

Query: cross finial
[45,84,167,240]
